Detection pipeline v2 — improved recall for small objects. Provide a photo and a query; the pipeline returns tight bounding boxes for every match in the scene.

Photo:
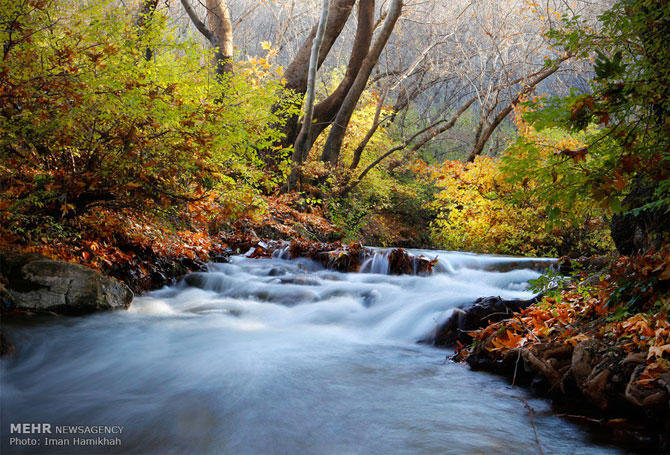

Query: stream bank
[433,254,670,453]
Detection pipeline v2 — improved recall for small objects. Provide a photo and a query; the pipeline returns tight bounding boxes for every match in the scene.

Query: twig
[517,392,545,455]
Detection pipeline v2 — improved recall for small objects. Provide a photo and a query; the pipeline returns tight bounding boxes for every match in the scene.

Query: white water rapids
[1,250,631,454]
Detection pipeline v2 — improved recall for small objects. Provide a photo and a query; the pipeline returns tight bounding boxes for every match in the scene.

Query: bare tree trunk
[320,0,403,165]
[299,0,376,152]
[206,0,234,76]
[277,0,357,151]
[282,0,356,93]
[287,0,330,189]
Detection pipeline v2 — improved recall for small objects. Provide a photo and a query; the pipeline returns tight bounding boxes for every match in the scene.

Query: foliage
[421,111,613,256]
[0,0,296,261]
[509,0,670,229]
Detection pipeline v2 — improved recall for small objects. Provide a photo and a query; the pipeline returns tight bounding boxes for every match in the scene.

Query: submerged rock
[0,331,14,356]
[1,252,133,315]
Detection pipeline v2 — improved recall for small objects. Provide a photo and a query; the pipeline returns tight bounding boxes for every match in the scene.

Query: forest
[1,0,669,453]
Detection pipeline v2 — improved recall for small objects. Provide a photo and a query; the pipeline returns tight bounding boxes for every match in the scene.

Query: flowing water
[1,250,633,454]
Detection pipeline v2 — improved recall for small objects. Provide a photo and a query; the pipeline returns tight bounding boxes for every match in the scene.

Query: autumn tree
[503,0,670,254]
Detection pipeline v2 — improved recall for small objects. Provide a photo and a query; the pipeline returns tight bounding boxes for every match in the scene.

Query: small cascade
[240,239,554,277]
[1,248,618,455]
[271,244,291,260]
[359,251,391,275]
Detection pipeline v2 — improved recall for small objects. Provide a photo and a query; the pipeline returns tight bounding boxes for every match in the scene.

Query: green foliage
[327,197,371,243]
[0,0,294,246]
[296,82,435,246]
[515,0,670,220]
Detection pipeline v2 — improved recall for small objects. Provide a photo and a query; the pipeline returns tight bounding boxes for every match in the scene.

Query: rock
[625,365,669,409]
[428,294,541,346]
[1,252,133,315]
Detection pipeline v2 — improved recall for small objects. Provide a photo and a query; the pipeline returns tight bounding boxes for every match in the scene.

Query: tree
[503,0,670,254]
[291,0,331,171]
[180,0,234,76]
[293,0,375,160]
[319,0,403,165]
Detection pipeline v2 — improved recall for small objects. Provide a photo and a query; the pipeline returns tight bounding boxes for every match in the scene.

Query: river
[1,250,633,454]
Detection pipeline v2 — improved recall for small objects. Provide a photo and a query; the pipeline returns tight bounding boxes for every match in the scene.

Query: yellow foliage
[423,109,613,256]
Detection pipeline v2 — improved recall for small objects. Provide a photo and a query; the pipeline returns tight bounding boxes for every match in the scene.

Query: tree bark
[180,0,234,77]
[320,0,403,165]
[282,0,356,93]
[300,0,376,152]
[206,0,234,76]
[291,0,331,177]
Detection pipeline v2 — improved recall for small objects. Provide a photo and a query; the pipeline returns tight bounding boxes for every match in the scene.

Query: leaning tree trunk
[289,0,331,187]
[298,0,375,154]
[320,0,403,165]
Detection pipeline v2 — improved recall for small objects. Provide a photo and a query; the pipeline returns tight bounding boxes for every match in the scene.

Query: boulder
[428,294,541,346]
[1,252,133,315]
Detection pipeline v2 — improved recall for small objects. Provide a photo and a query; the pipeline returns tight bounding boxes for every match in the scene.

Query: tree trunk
[180,0,234,77]
[277,0,357,151]
[206,0,234,76]
[320,0,403,165]
[282,0,356,93]
[300,0,376,153]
